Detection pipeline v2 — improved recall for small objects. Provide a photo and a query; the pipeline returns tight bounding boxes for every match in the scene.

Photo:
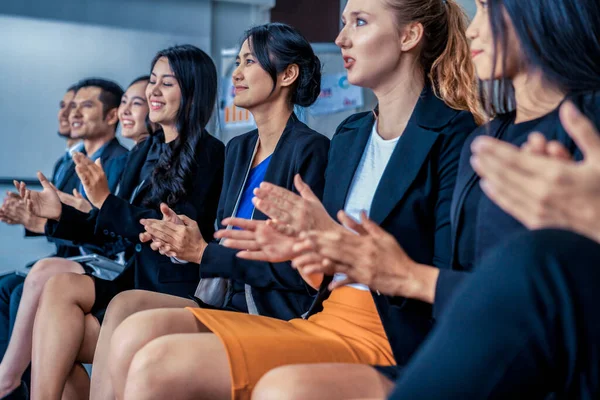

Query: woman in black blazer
[80,23,329,399]
[104,1,482,397]
[250,0,600,398]
[21,45,224,399]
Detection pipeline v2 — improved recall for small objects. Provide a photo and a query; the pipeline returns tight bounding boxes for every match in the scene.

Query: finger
[19,182,27,199]
[253,184,300,211]
[358,212,386,238]
[523,132,548,155]
[139,232,152,243]
[291,238,317,254]
[337,210,367,235]
[236,250,273,261]
[13,180,19,192]
[471,137,552,177]
[292,252,325,270]
[252,198,293,224]
[160,203,179,223]
[560,101,600,159]
[294,174,319,201]
[178,214,197,227]
[546,141,572,160]
[222,239,261,251]
[95,158,103,168]
[150,241,163,252]
[266,220,298,237]
[329,277,354,291]
[73,188,83,198]
[221,217,259,231]
[214,229,256,241]
[142,222,178,242]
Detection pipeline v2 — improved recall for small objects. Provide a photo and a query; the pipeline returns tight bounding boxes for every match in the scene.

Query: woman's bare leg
[62,363,91,400]
[123,333,231,400]
[31,273,98,400]
[109,308,211,399]
[251,364,394,400]
[0,258,84,397]
[90,290,196,400]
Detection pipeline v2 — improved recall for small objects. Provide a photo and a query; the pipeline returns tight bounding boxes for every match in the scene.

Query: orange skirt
[186,286,395,400]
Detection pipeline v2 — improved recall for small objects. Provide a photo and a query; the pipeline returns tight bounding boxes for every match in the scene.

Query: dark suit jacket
[199,114,330,320]
[435,91,600,319]
[306,85,477,366]
[46,132,224,299]
[28,138,127,259]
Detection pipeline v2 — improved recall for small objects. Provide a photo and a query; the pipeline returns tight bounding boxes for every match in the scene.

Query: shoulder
[224,129,258,152]
[287,119,330,149]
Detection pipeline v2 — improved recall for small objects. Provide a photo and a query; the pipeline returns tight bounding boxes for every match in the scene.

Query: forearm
[402,263,440,304]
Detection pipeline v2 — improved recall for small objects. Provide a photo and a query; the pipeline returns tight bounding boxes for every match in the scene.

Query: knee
[109,312,149,367]
[252,366,308,400]
[123,339,172,399]
[103,290,148,328]
[25,258,69,292]
[37,273,80,306]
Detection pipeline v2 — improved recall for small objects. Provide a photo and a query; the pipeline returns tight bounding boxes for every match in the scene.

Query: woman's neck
[135,133,150,144]
[512,70,565,123]
[161,124,179,143]
[252,99,293,156]
[372,63,425,140]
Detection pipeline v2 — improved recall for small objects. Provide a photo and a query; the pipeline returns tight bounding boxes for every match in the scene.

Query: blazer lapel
[323,113,374,217]
[369,86,457,225]
[224,133,258,218]
[56,162,77,191]
[117,137,153,200]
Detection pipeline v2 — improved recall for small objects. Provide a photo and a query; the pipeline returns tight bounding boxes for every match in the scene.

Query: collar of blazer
[325,85,461,226]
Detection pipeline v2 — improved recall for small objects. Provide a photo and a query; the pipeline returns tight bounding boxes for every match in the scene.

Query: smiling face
[57,89,75,137]
[466,0,522,81]
[335,0,405,89]
[231,39,280,110]
[69,86,115,140]
[118,80,150,141]
[146,57,182,126]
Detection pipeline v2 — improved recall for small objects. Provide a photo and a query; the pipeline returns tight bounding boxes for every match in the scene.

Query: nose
[232,64,243,82]
[335,25,349,49]
[70,105,81,119]
[123,102,132,115]
[466,13,478,41]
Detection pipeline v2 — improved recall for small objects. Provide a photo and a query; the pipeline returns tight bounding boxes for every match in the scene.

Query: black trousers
[389,229,600,400]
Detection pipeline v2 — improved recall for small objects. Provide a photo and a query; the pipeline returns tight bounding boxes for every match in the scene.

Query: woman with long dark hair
[106,0,482,398]
[19,44,224,399]
[248,0,600,398]
[82,23,329,400]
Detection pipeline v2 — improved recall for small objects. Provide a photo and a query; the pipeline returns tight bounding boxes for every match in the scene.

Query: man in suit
[0,79,128,399]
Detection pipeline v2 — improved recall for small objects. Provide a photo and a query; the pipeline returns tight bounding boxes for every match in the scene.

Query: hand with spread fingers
[73,152,110,209]
[216,217,301,263]
[140,203,206,263]
[14,172,62,221]
[520,132,572,159]
[471,101,600,243]
[0,192,47,232]
[252,174,338,233]
[291,211,437,300]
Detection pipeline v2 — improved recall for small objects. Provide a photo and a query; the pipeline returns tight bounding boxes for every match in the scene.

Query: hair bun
[293,55,322,107]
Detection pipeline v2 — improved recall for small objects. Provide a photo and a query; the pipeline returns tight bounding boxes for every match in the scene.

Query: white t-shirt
[333,122,400,291]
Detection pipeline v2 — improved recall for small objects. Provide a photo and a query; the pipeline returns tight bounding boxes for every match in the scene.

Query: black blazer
[34,138,128,259]
[47,132,224,298]
[435,91,600,319]
[199,114,330,320]
[307,85,477,366]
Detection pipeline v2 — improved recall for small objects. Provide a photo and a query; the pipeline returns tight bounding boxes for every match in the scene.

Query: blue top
[229,154,272,312]
[234,154,272,222]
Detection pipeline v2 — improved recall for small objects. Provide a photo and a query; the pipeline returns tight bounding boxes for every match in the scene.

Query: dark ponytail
[243,23,322,107]
[144,44,217,208]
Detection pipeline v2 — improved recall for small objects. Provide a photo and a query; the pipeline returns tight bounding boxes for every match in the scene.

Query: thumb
[560,101,600,159]
[178,214,195,225]
[294,174,318,201]
[160,203,178,222]
[73,189,83,198]
[37,172,52,190]
[95,158,103,168]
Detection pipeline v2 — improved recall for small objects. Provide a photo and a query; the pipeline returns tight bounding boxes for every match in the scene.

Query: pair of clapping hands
[0,152,107,231]
[9,152,111,224]
[136,101,600,298]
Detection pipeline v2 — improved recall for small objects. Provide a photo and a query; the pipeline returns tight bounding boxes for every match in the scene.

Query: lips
[150,100,165,111]
[121,119,135,128]
[342,56,355,70]
[234,86,248,95]
[471,50,483,58]
[71,121,83,129]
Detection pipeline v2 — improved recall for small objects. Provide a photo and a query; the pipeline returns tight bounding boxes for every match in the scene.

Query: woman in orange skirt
[107,0,482,398]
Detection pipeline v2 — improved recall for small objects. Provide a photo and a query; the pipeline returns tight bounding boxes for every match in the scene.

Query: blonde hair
[385,0,485,124]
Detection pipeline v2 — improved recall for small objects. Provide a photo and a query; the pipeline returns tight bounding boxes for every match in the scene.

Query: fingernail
[470,155,480,169]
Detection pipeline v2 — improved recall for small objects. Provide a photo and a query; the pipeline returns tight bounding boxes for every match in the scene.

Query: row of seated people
[1,0,600,398]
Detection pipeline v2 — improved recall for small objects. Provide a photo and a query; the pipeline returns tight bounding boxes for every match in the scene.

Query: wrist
[94,192,110,210]
[196,240,208,264]
[402,263,439,304]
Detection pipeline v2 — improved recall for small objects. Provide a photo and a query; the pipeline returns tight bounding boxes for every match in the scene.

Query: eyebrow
[131,96,146,102]
[236,52,253,60]
[342,10,370,19]
[150,72,176,79]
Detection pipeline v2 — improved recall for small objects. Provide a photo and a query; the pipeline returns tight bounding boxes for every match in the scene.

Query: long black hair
[145,44,218,208]
[485,0,600,115]
[242,23,322,107]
